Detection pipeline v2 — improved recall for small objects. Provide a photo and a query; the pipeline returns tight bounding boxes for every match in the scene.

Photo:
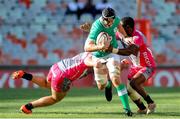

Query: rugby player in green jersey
[84,7,133,116]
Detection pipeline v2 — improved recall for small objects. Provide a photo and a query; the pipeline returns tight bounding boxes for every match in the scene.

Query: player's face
[103,18,114,27]
[120,21,133,36]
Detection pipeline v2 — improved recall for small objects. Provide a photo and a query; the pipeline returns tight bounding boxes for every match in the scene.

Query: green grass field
[0,87,180,119]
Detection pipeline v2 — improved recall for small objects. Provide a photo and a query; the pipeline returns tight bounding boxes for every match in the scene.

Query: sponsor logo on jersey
[142,52,152,66]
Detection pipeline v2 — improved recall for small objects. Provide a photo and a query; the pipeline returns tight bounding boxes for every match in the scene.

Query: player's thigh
[106,54,121,79]
[130,67,149,84]
[92,56,108,85]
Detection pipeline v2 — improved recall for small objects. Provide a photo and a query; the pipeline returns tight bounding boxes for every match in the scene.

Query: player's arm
[84,54,104,68]
[79,68,93,79]
[84,22,110,52]
[84,22,101,52]
[84,38,106,52]
[106,44,139,56]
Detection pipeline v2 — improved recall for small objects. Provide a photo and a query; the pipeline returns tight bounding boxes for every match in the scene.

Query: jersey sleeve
[133,35,144,47]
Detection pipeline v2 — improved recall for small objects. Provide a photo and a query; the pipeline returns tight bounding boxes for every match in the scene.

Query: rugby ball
[96,32,109,45]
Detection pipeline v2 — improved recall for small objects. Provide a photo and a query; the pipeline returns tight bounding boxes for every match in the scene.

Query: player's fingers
[108,36,112,41]
[127,41,132,45]
[80,23,90,32]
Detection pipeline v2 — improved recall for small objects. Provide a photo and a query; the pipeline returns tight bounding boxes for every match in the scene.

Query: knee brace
[93,65,108,85]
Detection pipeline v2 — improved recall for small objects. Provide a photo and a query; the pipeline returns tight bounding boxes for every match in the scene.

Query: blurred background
[0,0,179,88]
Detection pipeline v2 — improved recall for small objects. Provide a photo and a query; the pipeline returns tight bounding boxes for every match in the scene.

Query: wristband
[112,48,119,54]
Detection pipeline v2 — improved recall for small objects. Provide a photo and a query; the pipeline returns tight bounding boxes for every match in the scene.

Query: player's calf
[127,82,147,114]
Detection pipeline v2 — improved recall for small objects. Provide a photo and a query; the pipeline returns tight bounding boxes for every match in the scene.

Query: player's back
[131,30,156,68]
[56,52,89,81]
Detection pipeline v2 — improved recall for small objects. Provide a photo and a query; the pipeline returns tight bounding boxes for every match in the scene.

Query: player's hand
[98,37,112,51]
[127,44,139,56]
[80,22,92,32]
[120,59,130,70]
[124,37,133,44]
[105,45,113,53]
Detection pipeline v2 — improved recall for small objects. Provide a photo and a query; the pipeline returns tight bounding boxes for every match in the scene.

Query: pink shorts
[128,65,155,80]
[47,64,70,92]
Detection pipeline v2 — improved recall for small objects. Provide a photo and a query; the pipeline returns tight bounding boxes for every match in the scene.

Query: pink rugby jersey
[116,30,156,68]
[56,52,89,81]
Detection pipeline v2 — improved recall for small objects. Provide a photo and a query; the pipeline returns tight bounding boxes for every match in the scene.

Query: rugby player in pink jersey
[11,52,103,114]
[114,16,156,114]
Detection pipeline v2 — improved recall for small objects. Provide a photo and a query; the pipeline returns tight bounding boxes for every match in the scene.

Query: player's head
[101,7,116,27]
[120,17,135,37]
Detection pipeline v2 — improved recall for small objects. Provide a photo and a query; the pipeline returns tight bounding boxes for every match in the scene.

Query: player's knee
[97,84,106,90]
[109,69,121,85]
[111,77,121,86]
[94,73,107,86]
[52,94,65,102]
[51,96,60,102]
[44,80,51,89]
[96,79,107,90]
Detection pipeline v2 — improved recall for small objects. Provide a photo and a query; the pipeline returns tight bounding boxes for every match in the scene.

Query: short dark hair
[102,7,116,19]
[121,17,135,29]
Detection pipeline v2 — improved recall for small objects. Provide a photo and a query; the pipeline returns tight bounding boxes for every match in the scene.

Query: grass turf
[0,87,180,118]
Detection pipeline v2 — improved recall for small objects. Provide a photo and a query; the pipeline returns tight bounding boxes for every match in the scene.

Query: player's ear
[125,25,133,36]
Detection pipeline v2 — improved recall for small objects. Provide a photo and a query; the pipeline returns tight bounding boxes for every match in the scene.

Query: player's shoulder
[133,30,144,39]
[134,30,145,38]
[112,17,120,27]
[115,16,120,21]
[133,30,146,45]
[89,19,103,35]
[92,18,103,28]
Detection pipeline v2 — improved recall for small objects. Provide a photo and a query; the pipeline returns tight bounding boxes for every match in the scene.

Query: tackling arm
[106,44,139,56]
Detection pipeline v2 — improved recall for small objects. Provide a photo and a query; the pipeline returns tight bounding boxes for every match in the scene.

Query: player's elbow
[84,45,89,52]
[84,39,92,52]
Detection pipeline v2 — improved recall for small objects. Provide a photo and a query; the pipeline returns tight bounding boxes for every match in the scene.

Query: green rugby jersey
[88,17,120,57]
